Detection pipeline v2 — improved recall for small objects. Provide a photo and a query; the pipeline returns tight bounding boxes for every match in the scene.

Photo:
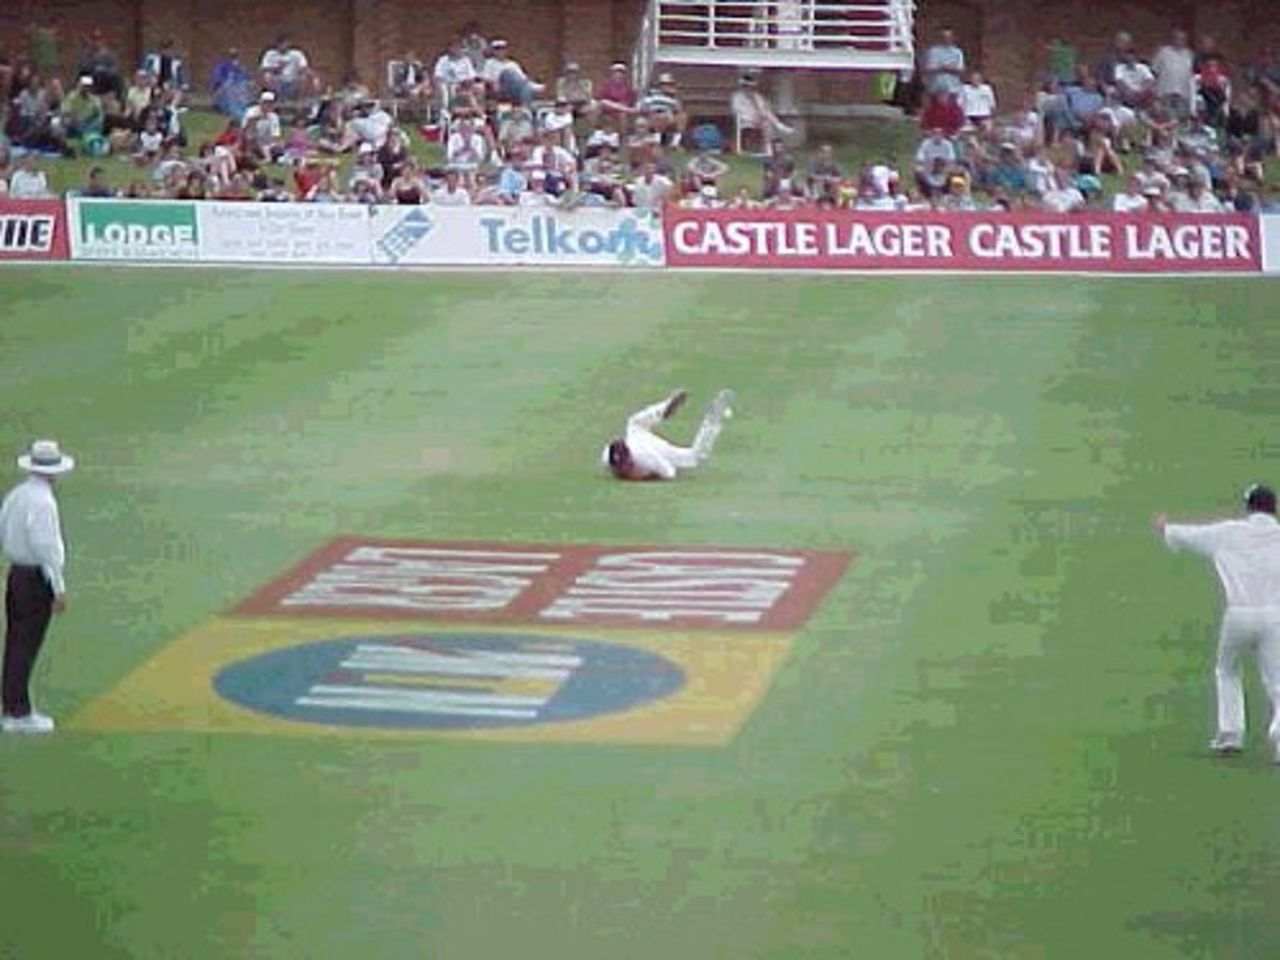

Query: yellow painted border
[70,618,793,745]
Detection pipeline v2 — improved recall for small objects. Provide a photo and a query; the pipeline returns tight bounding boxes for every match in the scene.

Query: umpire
[0,439,74,734]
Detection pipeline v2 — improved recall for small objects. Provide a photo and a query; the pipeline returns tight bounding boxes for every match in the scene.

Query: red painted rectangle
[233,538,852,631]
[663,209,1263,274]
[0,199,69,261]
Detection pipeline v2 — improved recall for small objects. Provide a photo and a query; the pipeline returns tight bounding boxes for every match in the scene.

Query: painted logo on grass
[213,632,684,730]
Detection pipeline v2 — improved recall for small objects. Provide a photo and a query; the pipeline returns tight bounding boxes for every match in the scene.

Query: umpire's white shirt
[1164,513,1280,608]
[0,476,67,595]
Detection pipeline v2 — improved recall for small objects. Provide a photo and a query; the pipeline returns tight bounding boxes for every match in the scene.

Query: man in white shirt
[7,156,51,200]
[1157,485,1280,762]
[1111,175,1148,212]
[602,389,735,481]
[960,71,996,129]
[1,439,74,734]
[1170,175,1225,214]
[433,39,476,113]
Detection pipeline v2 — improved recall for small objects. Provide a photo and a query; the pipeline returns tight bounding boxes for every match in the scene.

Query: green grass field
[2,266,1279,959]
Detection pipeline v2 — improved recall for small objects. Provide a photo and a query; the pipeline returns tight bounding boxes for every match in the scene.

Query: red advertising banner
[664,209,1263,274]
[0,199,69,261]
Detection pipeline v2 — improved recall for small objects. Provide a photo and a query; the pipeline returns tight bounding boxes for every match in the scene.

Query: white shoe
[2,712,55,734]
[1209,733,1242,756]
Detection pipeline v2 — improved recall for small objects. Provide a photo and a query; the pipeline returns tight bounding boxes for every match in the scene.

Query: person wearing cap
[1,440,74,734]
[596,62,637,129]
[1156,486,1280,763]
[555,61,594,118]
[638,72,687,148]
[60,75,105,139]
[241,90,283,162]
[602,390,734,482]
[482,39,542,106]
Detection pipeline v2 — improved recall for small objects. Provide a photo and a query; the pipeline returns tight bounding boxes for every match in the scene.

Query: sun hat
[18,439,74,475]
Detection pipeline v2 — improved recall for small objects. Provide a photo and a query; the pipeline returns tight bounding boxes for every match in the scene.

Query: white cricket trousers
[1215,606,1280,744]
[625,398,726,479]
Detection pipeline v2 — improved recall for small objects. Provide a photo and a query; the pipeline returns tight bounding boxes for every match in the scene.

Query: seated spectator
[6,73,72,156]
[432,41,473,116]
[939,171,977,210]
[8,154,50,198]
[124,69,156,127]
[81,165,116,197]
[305,168,345,202]
[521,168,559,206]
[1170,171,1225,212]
[729,185,760,209]
[625,115,662,169]
[260,35,315,102]
[142,38,187,92]
[61,75,104,138]
[581,145,627,204]
[210,48,253,120]
[345,98,394,152]
[1095,31,1134,92]
[556,61,594,117]
[241,91,283,162]
[805,143,843,205]
[596,62,637,129]
[385,52,426,117]
[638,72,687,148]
[133,113,165,163]
[914,127,956,196]
[495,157,528,204]
[730,73,794,147]
[377,127,411,188]
[432,167,472,205]
[685,147,729,191]
[960,71,997,130]
[1086,126,1123,175]
[1062,68,1105,135]
[483,39,543,106]
[153,143,189,186]
[541,106,578,154]
[1112,49,1156,109]
[1134,152,1172,194]
[762,141,796,198]
[351,177,381,205]
[498,105,536,154]
[1112,174,1148,212]
[196,142,237,187]
[281,117,312,165]
[1040,166,1085,212]
[446,116,490,178]
[630,160,674,214]
[176,168,210,200]
[987,142,1029,195]
[348,143,384,191]
[386,158,427,204]
[79,30,124,101]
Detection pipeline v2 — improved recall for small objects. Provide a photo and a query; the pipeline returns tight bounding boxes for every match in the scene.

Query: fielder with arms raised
[1156,484,1280,763]
[602,388,734,481]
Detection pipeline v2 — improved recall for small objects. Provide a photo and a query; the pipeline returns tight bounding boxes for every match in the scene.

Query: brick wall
[2,0,1275,110]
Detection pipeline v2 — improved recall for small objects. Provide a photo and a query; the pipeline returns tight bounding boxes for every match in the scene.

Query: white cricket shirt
[1165,513,1280,608]
[0,476,67,594]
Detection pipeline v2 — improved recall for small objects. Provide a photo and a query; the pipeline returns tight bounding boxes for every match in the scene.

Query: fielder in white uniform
[602,388,734,480]
[1156,484,1280,762]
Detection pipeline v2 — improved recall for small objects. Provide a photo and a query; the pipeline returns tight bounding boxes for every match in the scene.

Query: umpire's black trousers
[3,565,54,717]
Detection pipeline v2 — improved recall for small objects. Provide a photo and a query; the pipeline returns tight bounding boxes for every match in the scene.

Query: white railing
[634,2,658,91]
[654,0,916,55]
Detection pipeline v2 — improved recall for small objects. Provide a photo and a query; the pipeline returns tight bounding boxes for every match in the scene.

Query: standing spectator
[8,155,50,199]
[79,30,124,101]
[920,28,966,135]
[596,62,637,130]
[260,35,314,102]
[142,38,187,92]
[1195,36,1232,128]
[1152,29,1196,118]
[1155,486,1280,763]
[1,439,75,735]
[960,70,996,130]
[210,49,253,120]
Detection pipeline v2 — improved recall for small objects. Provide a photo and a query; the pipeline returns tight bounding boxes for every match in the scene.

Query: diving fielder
[602,388,734,481]
[1156,484,1280,762]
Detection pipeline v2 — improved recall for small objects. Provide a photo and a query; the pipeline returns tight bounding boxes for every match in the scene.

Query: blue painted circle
[213,632,685,730]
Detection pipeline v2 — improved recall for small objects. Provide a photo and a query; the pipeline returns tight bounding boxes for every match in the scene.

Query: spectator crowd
[0,21,1277,214]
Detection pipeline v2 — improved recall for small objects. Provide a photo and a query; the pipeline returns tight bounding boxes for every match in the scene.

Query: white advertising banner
[197,202,372,264]
[68,198,200,261]
[368,205,665,268]
[1262,214,1280,274]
